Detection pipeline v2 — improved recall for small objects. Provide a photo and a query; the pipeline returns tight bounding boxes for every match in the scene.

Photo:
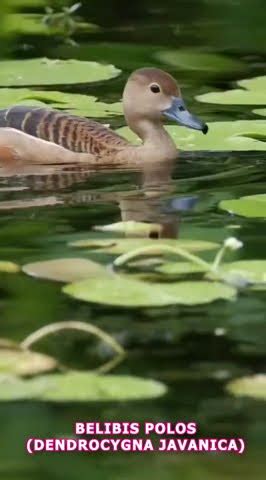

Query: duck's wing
[0,105,128,154]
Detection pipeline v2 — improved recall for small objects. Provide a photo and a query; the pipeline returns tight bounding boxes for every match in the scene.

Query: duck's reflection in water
[0,159,198,238]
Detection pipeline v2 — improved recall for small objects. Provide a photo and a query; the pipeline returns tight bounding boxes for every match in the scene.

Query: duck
[0,68,208,166]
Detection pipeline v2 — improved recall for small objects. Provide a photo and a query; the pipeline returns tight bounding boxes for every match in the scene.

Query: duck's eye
[178,105,185,111]
[150,84,161,93]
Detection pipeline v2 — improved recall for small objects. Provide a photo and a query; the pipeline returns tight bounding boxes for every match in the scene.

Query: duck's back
[0,106,128,155]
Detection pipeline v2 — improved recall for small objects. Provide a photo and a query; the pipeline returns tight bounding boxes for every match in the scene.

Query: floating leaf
[0,347,57,376]
[3,14,49,36]
[0,58,120,87]
[117,121,266,151]
[221,260,266,284]
[197,75,266,105]
[253,109,266,117]
[157,281,236,305]
[154,49,243,74]
[198,90,266,105]
[0,88,122,118]
[64,275,236,307]
[93,221,162,236]
[238,77,266,92]
[69,238,219,254]
[0,375,47,401]
[64,275,175,307]
[227,375,266,401]
[220,194,266,218]
[0,372,167,402]
[157,262,208,275]
[23,258,105,283]
[8,0,45,5]
[0,261,20,273]
[3,13,98,36]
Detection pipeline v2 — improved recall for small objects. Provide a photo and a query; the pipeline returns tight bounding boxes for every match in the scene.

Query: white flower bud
[224,237,243,251]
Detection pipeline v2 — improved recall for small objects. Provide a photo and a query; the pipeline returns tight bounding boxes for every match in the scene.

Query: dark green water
[0,1,266,478]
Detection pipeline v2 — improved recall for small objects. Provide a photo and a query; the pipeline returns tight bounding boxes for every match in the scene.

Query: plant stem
[212,245,227,272]
[113,244,211,271]
[21,321,126,374]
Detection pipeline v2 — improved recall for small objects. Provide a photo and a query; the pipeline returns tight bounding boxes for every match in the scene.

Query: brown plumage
[0,68,207,165]
[1,105,128,155]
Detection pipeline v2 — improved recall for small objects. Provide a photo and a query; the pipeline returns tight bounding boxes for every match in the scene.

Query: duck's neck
[128,118,177,162]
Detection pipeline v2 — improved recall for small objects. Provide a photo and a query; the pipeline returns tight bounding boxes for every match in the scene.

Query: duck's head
[123,68,208,135]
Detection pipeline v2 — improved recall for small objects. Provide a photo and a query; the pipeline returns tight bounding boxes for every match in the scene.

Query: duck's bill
[162,97,208,134]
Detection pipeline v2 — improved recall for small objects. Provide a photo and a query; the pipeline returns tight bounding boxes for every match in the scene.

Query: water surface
[0,1,266,478]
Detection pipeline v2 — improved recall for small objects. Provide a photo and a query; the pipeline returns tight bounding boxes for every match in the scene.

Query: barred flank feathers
[0,105,128,154]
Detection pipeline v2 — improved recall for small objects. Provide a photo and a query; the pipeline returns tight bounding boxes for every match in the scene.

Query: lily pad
[154,49,243,74]
[8,0,45,5]
[221,261,266,284]
[157,262,208,275]
[64,275,236,307]
[0,88,122,118]
[3,13,98,37]
[0,347,57,376]
[227,375,266,401]
[69,238,219,254]
[0,58,120,87]
[220,194,266,218]
[253,109,266,117]
[0,374,47,401]
[157,281,236,305]
[197,75,266,105]
[22,258,105,283]
[0,372,167,402]
[197,90,266,105]
[0,261,20,273]
[237,76,266,92]
[117,121,266,151]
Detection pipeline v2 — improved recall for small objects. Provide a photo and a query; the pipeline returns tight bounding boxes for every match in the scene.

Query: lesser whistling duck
[0,68,208,165]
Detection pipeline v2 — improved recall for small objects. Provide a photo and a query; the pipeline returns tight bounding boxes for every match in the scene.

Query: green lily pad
[0,374,47,401]
[23,258,105,283]
[8,0,45,5]
[158,281,236,305]
[64,275,236,307]
[157,262,208,275]
[0,261,20,273]
[198,89,266,105]
[0,88,122,118]
[0,347,57,377]
[253,109,266,117]
[197,75,266,105]
[0,58,120,87]
[3,14,49,36]
[238,76,266,92]
[0,372,167,402]
[69,238,219,254]
[227,375,266,401]
[221,260,266,284]
[4,13,98,36]
[117,121,266,151]
[154,49,243,74]
[64,275,175,308]
[220,194,266,218]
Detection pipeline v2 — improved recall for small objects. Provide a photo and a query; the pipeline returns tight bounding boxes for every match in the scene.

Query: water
[0,1,266,478]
